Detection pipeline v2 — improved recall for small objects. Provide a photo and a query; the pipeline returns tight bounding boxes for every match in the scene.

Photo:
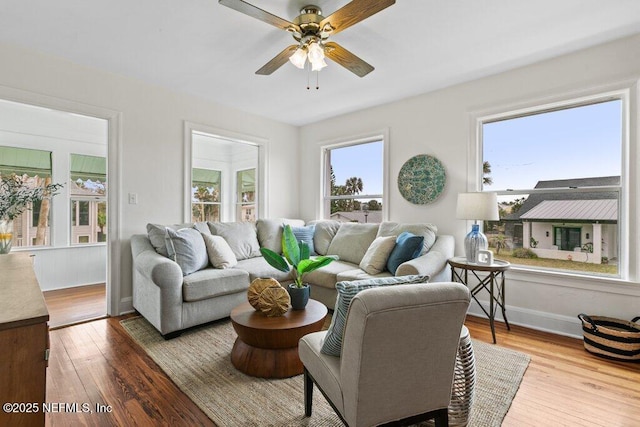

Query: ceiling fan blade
[219,0,301,32]
[324,42,374,77]
[255,45,299,75]
[320,0,395,36]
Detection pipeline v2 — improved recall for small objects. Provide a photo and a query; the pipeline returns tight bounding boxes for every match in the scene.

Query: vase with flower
[0,173,62,254]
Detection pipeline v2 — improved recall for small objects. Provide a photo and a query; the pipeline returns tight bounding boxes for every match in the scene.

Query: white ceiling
[1,1,640,126]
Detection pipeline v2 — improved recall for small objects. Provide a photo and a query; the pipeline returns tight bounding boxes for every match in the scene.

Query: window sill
[507,265,640,296]
[11,243,107,252]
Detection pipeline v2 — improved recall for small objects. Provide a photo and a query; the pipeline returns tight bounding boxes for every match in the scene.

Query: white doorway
[0,93,121,321]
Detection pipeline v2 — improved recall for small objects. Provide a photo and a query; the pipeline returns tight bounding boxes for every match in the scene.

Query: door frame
[0,84,122,316]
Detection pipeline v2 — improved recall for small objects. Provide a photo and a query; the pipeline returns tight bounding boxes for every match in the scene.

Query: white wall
[0,41,299,313]
[299,34,640,338]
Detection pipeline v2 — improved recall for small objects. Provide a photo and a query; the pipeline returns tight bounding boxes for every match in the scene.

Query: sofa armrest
[395,235,454,279]
[134,250,183,290]
[131,234,185,335]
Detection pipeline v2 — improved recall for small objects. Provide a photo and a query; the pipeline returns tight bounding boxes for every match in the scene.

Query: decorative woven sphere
[248,278,280,309]
[257,286,291,317]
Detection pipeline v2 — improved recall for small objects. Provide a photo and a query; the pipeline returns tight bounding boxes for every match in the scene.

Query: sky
[483,100,622,193]
[330,141,383,196]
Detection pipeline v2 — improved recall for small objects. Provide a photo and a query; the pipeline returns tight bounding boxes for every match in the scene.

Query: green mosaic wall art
[397,154,446,204]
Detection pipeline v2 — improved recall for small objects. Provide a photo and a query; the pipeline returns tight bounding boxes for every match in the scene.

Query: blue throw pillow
[320,275,429,357]
[386,231,424,275]
[291,225,316,255]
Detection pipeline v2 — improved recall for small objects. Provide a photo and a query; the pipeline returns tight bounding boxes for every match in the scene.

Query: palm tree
[345,177,363,195]
[483,161,493,186]
[344,177,363,212]
[490,234,508,254]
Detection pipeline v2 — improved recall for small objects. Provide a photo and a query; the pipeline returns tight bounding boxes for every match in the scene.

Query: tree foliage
[329,167,382,215]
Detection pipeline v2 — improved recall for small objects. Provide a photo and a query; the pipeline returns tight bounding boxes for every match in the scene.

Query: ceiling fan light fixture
[289,47,307,69]
[311,57,327,71]
[307,41,325,62]
[307,40,327,71]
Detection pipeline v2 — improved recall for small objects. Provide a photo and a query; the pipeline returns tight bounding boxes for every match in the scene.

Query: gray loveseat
[131,218,454,337]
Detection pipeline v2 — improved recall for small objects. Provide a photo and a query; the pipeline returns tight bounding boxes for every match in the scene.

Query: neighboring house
[330,210,383,224]
[503,176,619,264]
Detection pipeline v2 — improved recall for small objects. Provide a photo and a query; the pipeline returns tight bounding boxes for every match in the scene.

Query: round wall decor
[397,154,446,204]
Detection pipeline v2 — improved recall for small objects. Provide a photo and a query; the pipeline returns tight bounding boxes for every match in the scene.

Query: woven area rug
[121,317,529,427]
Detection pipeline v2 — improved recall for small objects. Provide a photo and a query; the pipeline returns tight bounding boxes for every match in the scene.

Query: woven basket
[578,314,640,362]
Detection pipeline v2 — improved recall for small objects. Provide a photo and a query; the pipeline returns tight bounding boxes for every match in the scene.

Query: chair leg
[434,408,449,427]
[304,368,313,417]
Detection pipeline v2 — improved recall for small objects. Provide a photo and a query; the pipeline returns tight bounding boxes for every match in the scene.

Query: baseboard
[468,299,583,339]
[119,296,134,315]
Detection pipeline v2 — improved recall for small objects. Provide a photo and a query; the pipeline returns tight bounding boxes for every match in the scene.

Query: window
[323,140,384,223]
[0,146,54,248]
[69,154,107,244]
[189,128,262,223]
[236,168,256,222]
[480,97,623,277]
[192,168,221,222]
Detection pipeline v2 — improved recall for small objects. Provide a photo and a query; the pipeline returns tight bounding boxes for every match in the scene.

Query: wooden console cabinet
[0,253,49,427]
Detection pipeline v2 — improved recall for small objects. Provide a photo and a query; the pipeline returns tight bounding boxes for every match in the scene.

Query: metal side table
[448,256,511,343]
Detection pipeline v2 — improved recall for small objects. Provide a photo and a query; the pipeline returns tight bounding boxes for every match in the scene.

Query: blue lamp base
[464,224,488,263]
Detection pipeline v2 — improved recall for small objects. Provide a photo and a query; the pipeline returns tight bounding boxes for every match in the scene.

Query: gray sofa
[131,218,454,337]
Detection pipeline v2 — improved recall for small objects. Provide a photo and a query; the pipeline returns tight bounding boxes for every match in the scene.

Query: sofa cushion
[208,221,261,260]
[146,222,209,258]
[292,224,316,255]
[377,222,438,255]
[235,257,294,283]
[146,223,171,257]
[320,275,429,356]
[359,235,397,275]
[326,222,379,264]
[202,234,237,269]
[256,218,305,253]
[386,231,424,275]
[182,268,250,302]
[308,220,342,255]
[303,260,360,289]
[165,227,209,276]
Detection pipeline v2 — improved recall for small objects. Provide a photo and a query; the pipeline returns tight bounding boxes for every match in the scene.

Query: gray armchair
[299,282,471,426]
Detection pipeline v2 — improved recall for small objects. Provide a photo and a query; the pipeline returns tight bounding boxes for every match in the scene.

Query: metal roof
[520,199,617,221]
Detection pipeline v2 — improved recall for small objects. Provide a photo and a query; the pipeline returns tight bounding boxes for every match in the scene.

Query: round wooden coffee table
[230,299,327,378]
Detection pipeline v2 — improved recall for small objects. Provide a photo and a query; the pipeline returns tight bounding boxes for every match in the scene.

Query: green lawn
[489,248,618,275]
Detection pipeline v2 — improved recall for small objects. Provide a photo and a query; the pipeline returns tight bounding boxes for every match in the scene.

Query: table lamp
[456,192,499,263]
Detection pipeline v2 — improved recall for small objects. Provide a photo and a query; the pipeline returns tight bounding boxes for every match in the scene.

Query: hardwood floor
[43,283,106,329]
[45,315,640,426]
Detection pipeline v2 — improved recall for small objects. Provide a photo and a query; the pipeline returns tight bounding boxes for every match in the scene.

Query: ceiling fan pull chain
[307,62,311,90]
[316,71,320,90]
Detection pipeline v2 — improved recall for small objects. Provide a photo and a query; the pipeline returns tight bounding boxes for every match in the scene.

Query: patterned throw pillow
[320,275,429,357]
[291,225,316,255]
[386,231,425,275]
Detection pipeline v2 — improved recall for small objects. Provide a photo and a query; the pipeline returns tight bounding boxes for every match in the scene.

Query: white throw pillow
[202,234,238,269]
[326,222,379,264]
[359,235,397,275]
[207,221,261,260]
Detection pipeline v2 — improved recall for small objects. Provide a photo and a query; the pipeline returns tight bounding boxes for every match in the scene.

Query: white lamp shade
[289,48,307,69]
[456,192,499,221]
[307,42,325,62]
[311,57,327,71]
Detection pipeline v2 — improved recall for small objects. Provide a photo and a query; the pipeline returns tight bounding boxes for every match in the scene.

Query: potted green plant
[0,174,63,254]
[260,224,336,309]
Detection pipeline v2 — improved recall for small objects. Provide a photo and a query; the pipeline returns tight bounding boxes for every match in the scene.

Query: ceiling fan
[219,0,396,77]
